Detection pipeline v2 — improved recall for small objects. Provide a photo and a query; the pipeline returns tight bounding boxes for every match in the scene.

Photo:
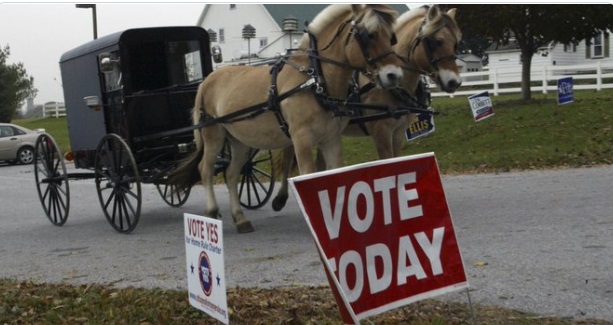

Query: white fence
[430,61,613,98]
[42,102,66,118]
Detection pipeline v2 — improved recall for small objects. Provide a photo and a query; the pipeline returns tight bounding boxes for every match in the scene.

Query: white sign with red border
[184,213,229,324]
[468,91,495,122]
[289,153,468,323]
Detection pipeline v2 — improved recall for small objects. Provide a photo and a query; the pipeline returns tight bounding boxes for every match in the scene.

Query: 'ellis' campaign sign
[289,153,468,323]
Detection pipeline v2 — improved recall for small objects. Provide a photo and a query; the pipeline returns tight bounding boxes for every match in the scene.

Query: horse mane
[362,4,398,34]
[306,4,398,36]
[422,9,461,41]
[394,6,429,32]
[307,4,354,36]
[395,5,461,41]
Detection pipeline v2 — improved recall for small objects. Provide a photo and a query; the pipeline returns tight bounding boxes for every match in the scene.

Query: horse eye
[435,40,443,47]
[368,33,376,40]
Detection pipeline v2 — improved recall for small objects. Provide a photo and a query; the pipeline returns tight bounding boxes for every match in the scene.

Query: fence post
[597,61,602,91]
[542,65,548,94]
[493,68,499,96]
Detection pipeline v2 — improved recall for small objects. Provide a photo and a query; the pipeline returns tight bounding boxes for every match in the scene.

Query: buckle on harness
[301,78,316,89]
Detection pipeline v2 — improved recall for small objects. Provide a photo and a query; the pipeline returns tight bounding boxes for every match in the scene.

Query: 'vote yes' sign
[290,152,468,323]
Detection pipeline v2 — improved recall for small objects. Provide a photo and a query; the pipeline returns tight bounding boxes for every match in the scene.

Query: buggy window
[127,40,203,92]
[102,51,122,92]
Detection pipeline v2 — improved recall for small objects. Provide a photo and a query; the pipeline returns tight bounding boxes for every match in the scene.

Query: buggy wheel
[95,134,141,234]
[228,148,275,210]
[34,133,70,226]
[156,183,191,207]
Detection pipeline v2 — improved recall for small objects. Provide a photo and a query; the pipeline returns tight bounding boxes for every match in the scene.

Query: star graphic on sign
[190,263,195,274]
[216,273,221,286]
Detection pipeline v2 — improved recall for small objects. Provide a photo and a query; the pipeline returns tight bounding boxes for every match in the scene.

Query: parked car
[0,123,45,165]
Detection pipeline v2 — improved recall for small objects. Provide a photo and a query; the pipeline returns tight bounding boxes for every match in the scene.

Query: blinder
[349,20,396,70]
[411,22,458,72]
[390,33,397,46]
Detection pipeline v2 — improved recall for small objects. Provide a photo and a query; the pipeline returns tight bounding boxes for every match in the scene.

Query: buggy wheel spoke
[103,190,117,211]
[248,174,263,205]
[157,183,191,207]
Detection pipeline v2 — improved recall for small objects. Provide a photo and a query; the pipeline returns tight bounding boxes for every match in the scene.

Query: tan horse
[345,5,462,158]
[271,5,463,211]
[169,4,404,233]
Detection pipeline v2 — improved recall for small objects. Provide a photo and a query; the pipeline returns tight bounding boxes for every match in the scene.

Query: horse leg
[293,136,317,175]
[271,146,294,212]
[370,121,395,159]
[392,125,406,158]
[199,125,226,219]
[225,139,254,233]
[318,136,344,170]
[315,149,326,172]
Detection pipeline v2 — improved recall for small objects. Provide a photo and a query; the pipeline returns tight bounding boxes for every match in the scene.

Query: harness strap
[269,60,291,137]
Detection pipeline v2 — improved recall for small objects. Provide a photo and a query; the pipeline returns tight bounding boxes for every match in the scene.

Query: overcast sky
[0,3,206,107]
[0,2,437,108]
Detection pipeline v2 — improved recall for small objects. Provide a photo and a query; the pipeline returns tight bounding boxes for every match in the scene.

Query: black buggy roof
[58,26,212,157]
[60,26,209,63]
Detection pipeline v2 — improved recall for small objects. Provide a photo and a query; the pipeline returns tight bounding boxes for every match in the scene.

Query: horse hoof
[206,213,222,220]
[236,221,254,234]
[272,196,288,212]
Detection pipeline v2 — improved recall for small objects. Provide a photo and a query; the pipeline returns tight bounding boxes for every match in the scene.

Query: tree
[446,4,613,100]
[0,45,37,122]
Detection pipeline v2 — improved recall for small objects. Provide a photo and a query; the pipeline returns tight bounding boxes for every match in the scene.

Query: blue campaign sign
[557,77,574,105]
[405,112,435,141]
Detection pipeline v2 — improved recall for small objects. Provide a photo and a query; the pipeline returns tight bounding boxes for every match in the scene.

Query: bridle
[315,14,397,75]
[345,19,398,70]
[408,16,459,76]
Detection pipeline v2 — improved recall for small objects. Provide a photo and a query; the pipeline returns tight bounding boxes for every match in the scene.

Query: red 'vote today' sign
[290,153,468,321]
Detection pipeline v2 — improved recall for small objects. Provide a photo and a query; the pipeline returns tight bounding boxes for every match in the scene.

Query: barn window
[219,28,225,44]
[230,4,236,10]
[260,37,268,48]
[592,33,604,58]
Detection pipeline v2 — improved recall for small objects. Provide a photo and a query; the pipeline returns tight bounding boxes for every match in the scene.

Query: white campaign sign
[184,213,228,324]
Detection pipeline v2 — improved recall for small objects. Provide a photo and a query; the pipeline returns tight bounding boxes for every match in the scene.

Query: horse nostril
[448,79,461,89]
[387,72,399,83]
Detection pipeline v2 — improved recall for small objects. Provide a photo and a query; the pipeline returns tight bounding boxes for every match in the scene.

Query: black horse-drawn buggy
[34,27,275,233]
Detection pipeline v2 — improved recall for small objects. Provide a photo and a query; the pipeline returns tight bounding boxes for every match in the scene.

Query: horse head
[304,4,404,89]
[396,5,463,93]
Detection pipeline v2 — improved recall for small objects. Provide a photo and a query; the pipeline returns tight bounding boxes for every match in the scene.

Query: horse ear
[446,8,457,19]
[351,4,364,18]
[427,5,441,21]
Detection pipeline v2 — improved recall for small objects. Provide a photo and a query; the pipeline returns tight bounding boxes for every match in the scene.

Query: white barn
[486,31,612,70]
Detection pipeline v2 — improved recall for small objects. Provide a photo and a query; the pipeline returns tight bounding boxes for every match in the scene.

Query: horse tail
[167,140,203,188]
[192,84,205,153]
[166,85,206,188]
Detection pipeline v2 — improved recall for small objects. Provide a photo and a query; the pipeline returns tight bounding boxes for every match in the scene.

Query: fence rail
[430,61,613,98]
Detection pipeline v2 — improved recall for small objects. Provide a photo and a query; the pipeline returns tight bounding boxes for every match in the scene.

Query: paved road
[1,162,611,321]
